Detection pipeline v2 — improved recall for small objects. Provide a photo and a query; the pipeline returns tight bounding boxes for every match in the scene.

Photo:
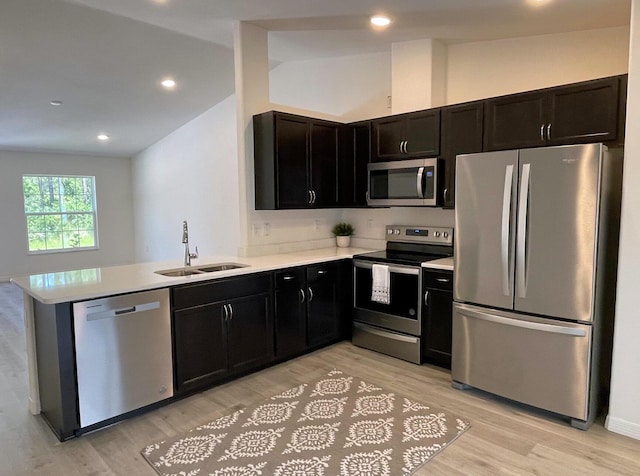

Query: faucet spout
[182,220,198,266]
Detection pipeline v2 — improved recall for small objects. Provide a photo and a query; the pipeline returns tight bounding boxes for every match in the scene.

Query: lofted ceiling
[0,0,631,158]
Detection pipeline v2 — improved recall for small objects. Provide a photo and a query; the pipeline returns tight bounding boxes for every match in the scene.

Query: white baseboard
[605,415,640,440]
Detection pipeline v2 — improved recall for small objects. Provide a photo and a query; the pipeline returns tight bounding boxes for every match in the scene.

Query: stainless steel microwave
[367,158,441,207]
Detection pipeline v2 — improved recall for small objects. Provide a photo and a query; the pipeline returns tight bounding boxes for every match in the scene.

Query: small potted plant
[332,222,355,248]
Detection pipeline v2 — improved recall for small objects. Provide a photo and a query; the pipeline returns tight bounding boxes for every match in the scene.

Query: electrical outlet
[314,219,320,231]
[251,223,259,237]
[386,95,392,109]
[263,222,271,236]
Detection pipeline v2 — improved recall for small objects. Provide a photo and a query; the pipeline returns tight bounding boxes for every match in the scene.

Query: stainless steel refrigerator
[452,143,623,429]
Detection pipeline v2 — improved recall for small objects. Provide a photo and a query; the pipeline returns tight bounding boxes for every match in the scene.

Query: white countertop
[421,257,454,271]
[11,247,372,305]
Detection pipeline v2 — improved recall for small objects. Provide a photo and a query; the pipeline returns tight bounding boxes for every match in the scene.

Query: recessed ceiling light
[161,78,176,89]
[49,100,62,106]
[97,134,110,141]
[370,15,391,27]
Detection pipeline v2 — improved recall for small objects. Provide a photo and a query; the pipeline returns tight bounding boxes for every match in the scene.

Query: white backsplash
[239,206,455,256]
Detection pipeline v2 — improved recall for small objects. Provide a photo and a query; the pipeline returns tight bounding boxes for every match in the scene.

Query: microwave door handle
[416,166,425,198]
[501,164,514,297]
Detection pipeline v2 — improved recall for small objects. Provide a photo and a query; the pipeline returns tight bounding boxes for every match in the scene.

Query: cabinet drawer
[173,273,272,310]
[423,270,453,291]
[307,262,337,282]
[275,267,305,290]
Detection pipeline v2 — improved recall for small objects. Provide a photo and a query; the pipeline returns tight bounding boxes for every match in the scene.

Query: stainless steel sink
[196,263,248,273]
[156,269,204,277]
[155,262,248,277]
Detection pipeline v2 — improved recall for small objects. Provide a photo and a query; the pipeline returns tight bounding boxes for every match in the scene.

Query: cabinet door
[226,293,273,375]
[423,289,453,368]
[274,269,307,359]
[404,109,440,157]
[372,117,404,161]
[306,263,340,347]
[310,122,339,207]
[174,303,227,394]
[484,91,546,151]
[276,115,310,208]
[441,102,484,208]
[338,122,370,207]
[547,77,620,145]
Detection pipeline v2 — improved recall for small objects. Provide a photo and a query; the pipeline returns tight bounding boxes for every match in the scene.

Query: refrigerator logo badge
[562,158,579,164]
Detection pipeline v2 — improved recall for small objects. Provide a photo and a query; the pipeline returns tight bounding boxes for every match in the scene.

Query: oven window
[354,266,419,320]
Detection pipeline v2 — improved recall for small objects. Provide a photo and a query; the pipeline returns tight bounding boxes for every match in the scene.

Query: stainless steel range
[352,225,453,364]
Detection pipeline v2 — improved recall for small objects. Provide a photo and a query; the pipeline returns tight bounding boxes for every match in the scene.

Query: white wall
[0,149,134,281]
[606,2,640,441]
[447,26,630,104]
[269,52,392,122]
[131,95,240,262]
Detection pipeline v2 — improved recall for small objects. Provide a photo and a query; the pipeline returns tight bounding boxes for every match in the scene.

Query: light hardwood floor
[2,282,640,475]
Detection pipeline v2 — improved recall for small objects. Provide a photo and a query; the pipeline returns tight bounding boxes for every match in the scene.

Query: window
[22,175,98,253]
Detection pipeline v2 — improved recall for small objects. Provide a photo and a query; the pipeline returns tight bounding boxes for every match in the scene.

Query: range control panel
[385,225,454,246]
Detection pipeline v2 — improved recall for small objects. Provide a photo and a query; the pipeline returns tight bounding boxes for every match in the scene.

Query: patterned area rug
[142,369,470,476]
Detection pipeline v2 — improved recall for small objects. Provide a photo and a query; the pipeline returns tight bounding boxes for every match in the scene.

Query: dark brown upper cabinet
[484,76,624,151]
[254,111,340,210]
[371,109,440,161]
[440,101,484,209]
[338,121,370,208]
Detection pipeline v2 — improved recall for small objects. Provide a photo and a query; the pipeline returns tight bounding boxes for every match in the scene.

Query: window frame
[22,174,100,255]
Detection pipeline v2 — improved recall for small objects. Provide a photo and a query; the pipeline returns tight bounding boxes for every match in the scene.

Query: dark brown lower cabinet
[422,269,453,369]
[172,273,273,395]
[274,261,349,359]
[174,303,228,393]
[274,268,307,359]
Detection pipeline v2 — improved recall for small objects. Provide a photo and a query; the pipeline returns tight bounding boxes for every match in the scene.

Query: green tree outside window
[22,175,98,252]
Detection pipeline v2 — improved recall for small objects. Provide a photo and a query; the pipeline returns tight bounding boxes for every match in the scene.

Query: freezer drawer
[452,302,592,421]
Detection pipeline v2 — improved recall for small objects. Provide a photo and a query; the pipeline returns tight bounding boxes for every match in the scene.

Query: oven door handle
[353,261,420,276]
[353,322,420,344]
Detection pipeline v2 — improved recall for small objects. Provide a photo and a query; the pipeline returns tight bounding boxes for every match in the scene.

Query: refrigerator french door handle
[457,305,587,337]
[416,167,425,198]
[517,163,531,298]
[501,165,514,297]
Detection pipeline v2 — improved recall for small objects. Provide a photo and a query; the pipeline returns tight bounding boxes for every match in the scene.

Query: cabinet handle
[300,288,305,303]
[223,304,229,322]
[403,141,408,154]
[283,275,295,281]
[443,187,448,203]
[546,123,552,141]
[540,124,545,142]
[312,190,317,204]
[308,287,314,302]
[436,277,450,283]
[308,190,312,204]
[227,304,233,321]
[317,270,327,275]
[424,290,429,306]
[399,141,403,154]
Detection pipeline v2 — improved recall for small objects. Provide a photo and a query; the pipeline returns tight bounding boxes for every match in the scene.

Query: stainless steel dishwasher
[73,288,173,428]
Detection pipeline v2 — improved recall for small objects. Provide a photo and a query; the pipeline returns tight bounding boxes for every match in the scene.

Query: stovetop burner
[353,225,453,266]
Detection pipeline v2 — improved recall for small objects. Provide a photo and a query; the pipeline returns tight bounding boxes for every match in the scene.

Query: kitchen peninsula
[11,246,369,441]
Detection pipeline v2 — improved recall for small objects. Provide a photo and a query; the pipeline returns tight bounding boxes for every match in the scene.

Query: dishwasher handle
[86,301,161,322]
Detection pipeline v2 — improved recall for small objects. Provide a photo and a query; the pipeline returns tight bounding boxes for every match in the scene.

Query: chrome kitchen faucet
[182,220,198,266]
